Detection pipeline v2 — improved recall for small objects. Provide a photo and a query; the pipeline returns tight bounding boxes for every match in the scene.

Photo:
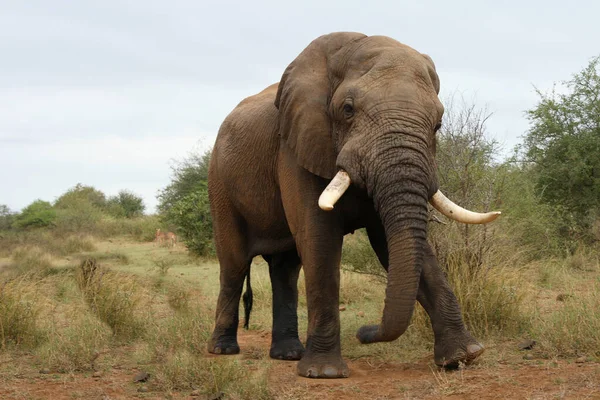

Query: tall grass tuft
[532,286,600,358]
[8,246,55,278]
[76,258,146,340]
[0,279,44,349]
[443,254,529,337]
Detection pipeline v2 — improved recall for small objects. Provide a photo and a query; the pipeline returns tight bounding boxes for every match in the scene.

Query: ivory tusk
[429,190,501,224]
[318,170,351,211]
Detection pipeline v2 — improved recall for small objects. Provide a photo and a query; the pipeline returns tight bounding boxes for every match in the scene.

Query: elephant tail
[242,268,253,329]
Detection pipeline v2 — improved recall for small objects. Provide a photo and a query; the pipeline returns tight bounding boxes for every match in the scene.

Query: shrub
[158,149,214,256]
[0,204,16,231]
[95,215,158,242]
[12,200,56,229]
[54,199,103,233]
[106,190,145,218]
[164,187,213,255]
[54,184,107,210]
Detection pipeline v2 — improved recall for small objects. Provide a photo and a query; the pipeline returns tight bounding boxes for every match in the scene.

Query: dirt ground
[2,329,599,400]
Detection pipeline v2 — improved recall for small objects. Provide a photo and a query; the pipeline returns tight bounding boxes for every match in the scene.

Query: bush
[106,190,145,218]
[54,199,103,233]
[158,149,214,256]
[0,204,16,231]
[13,200,56,229]
[164,186,213,255]
[95,215,159,241]
[54,184,107,210]
[522,55,600,241]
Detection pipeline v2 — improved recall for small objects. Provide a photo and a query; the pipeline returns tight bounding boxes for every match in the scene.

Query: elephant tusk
[318,170,351,211]
[429,190,501,224]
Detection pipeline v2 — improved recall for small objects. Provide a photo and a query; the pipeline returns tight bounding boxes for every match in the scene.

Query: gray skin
[207,32,484,379]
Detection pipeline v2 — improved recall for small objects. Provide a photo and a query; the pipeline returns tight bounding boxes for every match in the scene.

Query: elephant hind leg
[264,250,304,360]
[207,203,252,355]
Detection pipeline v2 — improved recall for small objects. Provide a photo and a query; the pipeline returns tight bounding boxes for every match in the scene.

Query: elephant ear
[421,54,440,94]
[275,32,367,179]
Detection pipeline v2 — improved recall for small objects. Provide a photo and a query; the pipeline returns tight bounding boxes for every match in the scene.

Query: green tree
[522,55,600,239]
[13,200,56,229]
[107,191,145,218]
[0,205,16,231]
[157,149,213,256]
[54,184,107,210]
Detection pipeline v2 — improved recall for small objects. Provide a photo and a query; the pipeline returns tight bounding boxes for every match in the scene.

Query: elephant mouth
[318,170,501,225]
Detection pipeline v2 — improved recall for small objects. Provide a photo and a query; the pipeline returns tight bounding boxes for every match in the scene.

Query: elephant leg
[366,224,484,368]
[295,227,348,378]
[263,250,305,360]
[207,206,251,355]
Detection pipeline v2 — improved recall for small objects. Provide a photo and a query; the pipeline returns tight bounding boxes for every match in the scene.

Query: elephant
[206,32,500,379]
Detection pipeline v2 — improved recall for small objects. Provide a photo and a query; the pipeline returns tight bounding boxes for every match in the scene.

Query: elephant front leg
[366,224,484,368]
[265,251,305,360]
[296,229,348,378]
[418,245,484,367]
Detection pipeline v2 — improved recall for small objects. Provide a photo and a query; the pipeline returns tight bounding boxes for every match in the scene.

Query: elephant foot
[270,338,305,360]
[207,336,240,355]
[434,332,484,368]
[297,353,349,378]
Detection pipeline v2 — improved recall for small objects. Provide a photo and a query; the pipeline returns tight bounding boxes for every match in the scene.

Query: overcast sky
[1,1,599,213]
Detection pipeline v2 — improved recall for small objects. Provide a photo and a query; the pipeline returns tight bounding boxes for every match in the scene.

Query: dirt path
[1,330,599,399]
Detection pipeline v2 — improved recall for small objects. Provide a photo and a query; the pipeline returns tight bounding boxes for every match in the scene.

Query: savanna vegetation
[1,57,600,399]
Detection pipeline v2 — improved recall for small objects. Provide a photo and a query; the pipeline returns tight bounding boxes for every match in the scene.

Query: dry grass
[75,258,147,340]
[1,235,599,399]
[0,278,45,349]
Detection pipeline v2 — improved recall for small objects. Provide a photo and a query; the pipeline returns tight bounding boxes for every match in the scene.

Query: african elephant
[207,32,500,379]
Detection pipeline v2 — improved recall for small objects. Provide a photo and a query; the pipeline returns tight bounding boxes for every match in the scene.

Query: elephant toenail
[307,368,318,378]
[467,343,483,355]
[323,366,338,378]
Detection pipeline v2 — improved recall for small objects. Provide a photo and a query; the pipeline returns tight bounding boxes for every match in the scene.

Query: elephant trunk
[356,137,431,344]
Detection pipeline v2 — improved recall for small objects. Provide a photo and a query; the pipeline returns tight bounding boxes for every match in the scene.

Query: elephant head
[275,32,500,344]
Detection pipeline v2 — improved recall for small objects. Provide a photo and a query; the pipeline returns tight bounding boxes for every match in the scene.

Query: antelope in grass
[155,229,177,248]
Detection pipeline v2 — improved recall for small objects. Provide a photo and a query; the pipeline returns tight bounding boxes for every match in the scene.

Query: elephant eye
[434,122,442,132]
[343,103,354,118]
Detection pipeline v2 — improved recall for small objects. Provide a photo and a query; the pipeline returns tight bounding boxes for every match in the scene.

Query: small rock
[576,356,586,363]
[190,389,201,397]
[357,311,365,317]
[518,339,536,350]
[523,353,535,360]
[39,368,51,374]
[137,385,149,393]
[92,371,102,378]
[133,371,150,382]
[180,273,184,276]
[556,293,572,302]
[339,305,346,311]
[207,392,224,400]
